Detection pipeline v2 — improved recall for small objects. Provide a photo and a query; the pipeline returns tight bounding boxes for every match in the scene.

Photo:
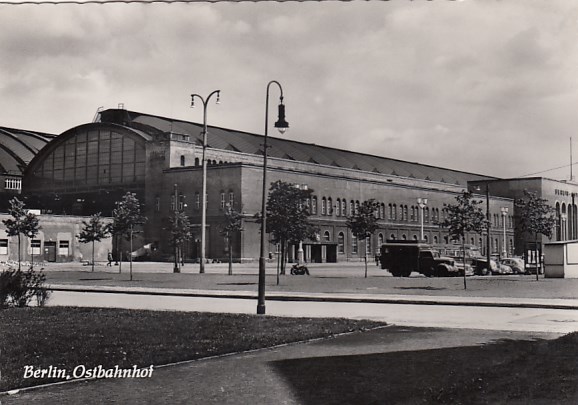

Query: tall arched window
[321,197,327,215]
[336,199,341,216]
[352,234,358,254]
[180,155,185,166]
[324,231,331,241]
[342,200,346,217]
[338,232,345,253]
[312,196,318,215]
[327,197,333,216]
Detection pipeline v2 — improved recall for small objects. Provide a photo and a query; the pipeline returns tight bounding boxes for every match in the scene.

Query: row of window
[327,231,514,255]
[156,191,236,213]
[4,178,21,190]
[0,239,69,255]
[311,196,514,228]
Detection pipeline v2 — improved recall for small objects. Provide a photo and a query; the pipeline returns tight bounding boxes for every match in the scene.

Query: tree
[110,192,147,281]
[220,203,243,276]
[2,197,40,271]
[515,190,556,281]
[263,181,318,275]
[167,210,193,273]
[346,199,380,278]
[78,213,110,272]
[439,191,488,290]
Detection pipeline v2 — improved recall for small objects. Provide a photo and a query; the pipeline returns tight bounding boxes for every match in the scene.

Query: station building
[19,108,524,263]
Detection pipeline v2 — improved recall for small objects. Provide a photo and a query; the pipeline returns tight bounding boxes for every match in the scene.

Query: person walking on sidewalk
[107,251,113,266]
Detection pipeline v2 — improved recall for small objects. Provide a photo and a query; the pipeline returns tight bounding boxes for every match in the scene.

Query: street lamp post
[173,183,180,273]
[417,198,428,241]
[257,80,289,315]
[190,90,220,274]
[501,207,509,258]
[475,183,492,273]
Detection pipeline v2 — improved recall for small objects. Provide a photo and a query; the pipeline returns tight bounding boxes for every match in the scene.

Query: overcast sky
[1,0,577,180]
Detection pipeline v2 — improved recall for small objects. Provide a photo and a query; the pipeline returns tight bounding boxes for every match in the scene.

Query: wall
[544,241,578,278]
[0,213,113,264]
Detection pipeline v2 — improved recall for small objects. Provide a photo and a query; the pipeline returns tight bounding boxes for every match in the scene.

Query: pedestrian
[107,251,113,266]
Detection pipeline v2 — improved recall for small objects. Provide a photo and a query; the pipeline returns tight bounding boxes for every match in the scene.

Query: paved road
[2,326,559,405]
[47,290,578,334]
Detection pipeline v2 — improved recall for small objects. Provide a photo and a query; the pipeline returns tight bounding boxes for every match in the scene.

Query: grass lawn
[1,307,577,403]
[0,307,383,392]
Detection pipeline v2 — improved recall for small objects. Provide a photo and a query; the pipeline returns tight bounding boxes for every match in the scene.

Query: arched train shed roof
[0,127,57,176]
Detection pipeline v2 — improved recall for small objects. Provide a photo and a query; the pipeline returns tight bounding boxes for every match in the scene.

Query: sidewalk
[46,283,578,310]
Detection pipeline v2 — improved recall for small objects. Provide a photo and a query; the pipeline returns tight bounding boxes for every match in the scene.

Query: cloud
[0,1,577,180]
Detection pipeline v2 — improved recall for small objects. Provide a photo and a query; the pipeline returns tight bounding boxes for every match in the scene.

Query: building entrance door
[44,242,57,262]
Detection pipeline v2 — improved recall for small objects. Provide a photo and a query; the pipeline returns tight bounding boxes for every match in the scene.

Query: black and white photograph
[1,0,578,403]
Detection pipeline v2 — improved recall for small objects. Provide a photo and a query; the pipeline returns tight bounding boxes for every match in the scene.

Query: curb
[46,284,578,311]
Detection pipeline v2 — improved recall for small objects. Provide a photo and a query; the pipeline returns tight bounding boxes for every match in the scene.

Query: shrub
[0,267,50,308]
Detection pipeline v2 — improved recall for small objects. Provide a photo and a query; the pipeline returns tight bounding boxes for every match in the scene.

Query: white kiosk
[544,240,578,278]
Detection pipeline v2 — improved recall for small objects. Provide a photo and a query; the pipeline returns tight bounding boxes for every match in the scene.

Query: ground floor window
[59,240,70,256]
[352,235,358,254]
[0,239,7,255]
[31,240,41,255]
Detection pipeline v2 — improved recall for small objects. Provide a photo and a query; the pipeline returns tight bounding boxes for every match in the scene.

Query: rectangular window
[0,239,8,255]
[220,192,226,209]
[31,240,41,255]
[229,192,234,207]
[59,240,70,256]
[352,235,358,254]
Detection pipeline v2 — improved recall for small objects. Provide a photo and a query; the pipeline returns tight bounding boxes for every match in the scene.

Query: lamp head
[216,91,221,105]
[190,95,195,108]
[274,100,289,134]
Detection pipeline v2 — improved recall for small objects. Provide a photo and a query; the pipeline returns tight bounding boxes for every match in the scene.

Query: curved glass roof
[0,127,56,175]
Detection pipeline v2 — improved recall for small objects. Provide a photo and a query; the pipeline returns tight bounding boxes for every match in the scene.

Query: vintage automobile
[500,257,525,274]
[379,241,459,277]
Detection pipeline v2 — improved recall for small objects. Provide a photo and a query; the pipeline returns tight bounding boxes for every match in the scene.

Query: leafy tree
[262,181,318,275]
[346,199,380,278]
[167,210,193,273]
[110,192,147,281]
[2,197,40,271]
[78,213,110,272]
[220,203,243,276]
[515,190,556,281]
[439,191,488,290]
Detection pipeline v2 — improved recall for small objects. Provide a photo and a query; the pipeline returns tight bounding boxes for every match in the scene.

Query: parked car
[494,262,513,275]
[500,257,525,274]
[470,257,497,276]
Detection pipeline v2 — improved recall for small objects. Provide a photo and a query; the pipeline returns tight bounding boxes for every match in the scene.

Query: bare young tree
[439,191,488,290]
[78,213,110,272]
[2,197,40,271]
[220,203,243,276]
[346,199,380,278]
[111,192,147,281]
[515,190,556,281]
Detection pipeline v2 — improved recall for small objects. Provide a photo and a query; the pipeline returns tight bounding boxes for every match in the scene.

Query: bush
[0,267,50,308]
